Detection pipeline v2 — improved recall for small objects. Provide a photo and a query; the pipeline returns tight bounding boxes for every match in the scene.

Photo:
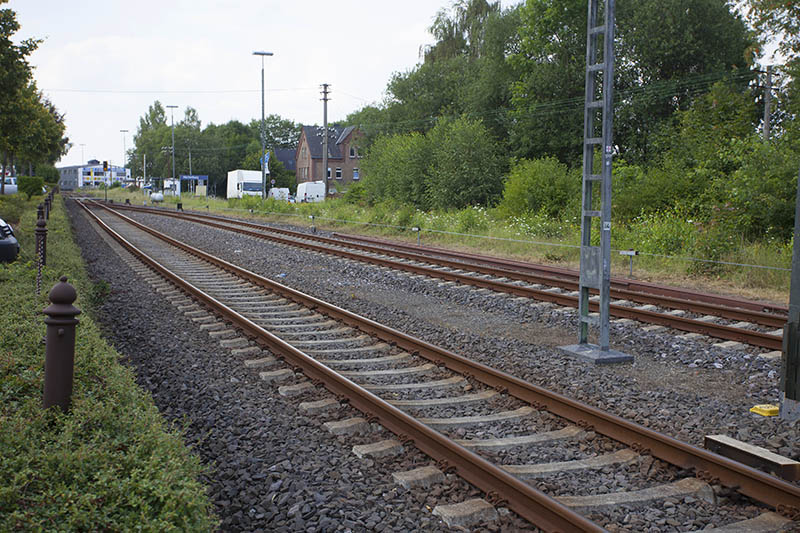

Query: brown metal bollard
[43,276,81,412]
[35,215,47,295]
[36,217,47,267]
[44,197,50,219]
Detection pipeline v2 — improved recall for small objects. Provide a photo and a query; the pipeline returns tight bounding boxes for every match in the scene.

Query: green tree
[426,116,505,209]
[0,1,40,192]
[361,131,431,206]
[509,0,754,164]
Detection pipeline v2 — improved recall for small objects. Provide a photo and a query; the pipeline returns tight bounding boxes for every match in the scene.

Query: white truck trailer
[227,169,264,198]
[296,181,325,202]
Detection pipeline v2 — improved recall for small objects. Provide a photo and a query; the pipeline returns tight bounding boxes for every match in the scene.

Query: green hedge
[0,198,216,531]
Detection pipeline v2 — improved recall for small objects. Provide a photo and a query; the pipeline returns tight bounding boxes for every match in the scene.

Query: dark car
[0,217,20,262]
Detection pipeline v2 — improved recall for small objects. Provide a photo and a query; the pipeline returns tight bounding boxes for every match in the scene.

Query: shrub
[17,176,44,199]
[497,157,579,219]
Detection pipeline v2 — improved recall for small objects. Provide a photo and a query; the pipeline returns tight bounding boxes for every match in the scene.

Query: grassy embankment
[91,187,791,304]
[0,193,216,531]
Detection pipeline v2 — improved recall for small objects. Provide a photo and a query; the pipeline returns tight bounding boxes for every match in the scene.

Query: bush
[497,157,580,219]
[17,176,44,199]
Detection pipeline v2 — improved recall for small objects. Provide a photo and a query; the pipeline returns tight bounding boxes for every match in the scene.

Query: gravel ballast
[68,203,538,531]
[68,202,800,530]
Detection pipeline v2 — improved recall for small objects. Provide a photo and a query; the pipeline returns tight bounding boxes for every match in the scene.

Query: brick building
[295,125,362,193]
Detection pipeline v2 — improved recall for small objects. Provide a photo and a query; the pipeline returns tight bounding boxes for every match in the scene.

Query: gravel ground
[68,203,539,532]
[68,202,800,531]
[119,208,800,460]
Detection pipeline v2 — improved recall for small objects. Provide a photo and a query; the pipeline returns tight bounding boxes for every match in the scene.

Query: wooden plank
[704,434,800,481]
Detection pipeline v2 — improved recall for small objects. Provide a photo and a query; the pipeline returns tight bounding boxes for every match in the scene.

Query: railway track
[100,201,786,352]
[76,198,800,531]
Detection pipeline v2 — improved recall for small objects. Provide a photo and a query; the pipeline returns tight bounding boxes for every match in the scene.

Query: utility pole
[559,0,631,364]
[143,153,147,188]
[188,145,193,193]
[253,51,273,200]
[321,83,330,199]
[166,105,178,197]
[764,65,773,141]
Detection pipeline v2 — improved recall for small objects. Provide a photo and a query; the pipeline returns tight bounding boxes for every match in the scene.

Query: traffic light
[103,161,108,171]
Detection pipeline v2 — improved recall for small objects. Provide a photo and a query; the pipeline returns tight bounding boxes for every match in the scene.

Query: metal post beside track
[559,0,631,364]
[781,165,800,421]
[42,276,81,412]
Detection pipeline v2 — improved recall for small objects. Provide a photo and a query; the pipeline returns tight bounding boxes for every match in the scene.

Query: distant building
[295,125,362,193]
[274,148,297,175]
[58,162,130,190]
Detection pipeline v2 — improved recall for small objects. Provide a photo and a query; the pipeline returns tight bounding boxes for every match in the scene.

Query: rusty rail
[77,199,604,532]
[82,199,800,519]
[103,202,783,349]
[333,231,789,316]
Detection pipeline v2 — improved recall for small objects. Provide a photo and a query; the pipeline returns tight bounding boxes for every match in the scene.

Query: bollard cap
[36,218,46,228]
[43,276,82,319]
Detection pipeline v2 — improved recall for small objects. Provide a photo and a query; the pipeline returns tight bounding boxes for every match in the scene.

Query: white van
[296,181,325,203]
[268,187,290,201]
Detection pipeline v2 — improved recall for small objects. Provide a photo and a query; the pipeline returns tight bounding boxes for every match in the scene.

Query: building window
[335,167,342,179]
[349,147,356,158]
[301,146,307,160]
[353,168,359,180]
[327,167,331,180]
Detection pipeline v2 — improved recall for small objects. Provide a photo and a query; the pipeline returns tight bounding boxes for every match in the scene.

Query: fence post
[35,214,48,294]
[42,276,81,412]
[44,196,51,219]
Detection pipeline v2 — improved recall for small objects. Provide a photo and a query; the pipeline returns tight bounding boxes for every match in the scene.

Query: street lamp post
[166,105,178,197]
[252,51,273,200]
[79,143,86,164]
[119,129,128,182]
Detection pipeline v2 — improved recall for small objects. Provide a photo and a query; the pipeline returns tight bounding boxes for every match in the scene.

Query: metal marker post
[781,165,800,421]
[412,226,421,246]
[42,277,81,412]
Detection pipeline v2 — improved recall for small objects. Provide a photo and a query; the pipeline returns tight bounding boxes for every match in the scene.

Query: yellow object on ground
[750,404,780,417]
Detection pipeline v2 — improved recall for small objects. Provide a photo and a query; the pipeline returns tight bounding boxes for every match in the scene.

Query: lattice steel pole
[559,0,631,364]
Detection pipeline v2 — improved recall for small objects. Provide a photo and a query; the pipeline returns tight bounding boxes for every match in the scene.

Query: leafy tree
[0,1,40,192]
[509,0,754,164]
[745,0,800,61]
[361,131,431,206]
[426,116,505,209]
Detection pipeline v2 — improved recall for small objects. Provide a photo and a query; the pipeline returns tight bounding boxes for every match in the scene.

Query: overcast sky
[10,1,520,168]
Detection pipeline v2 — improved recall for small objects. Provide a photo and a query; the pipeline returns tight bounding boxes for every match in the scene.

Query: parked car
[0,217,19,262]
[1,177,18,195]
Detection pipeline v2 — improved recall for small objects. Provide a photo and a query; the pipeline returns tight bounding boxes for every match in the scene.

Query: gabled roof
[274,148,296,172]
[299,125,357,160]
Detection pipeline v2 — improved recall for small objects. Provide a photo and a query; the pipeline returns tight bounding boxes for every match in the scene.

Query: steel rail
[159,207,785,327]
[103,202,783,349]
[76,199,603,532]
[84,200,800,517]
[110,203,788,325]
[333,231,789,316]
